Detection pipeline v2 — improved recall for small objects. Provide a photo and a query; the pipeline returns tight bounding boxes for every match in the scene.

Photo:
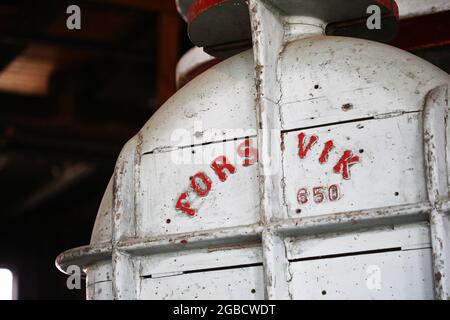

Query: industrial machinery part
[57,0,450,300]
[175,47,219,89]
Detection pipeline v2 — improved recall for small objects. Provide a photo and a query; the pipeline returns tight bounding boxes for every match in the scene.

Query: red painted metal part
[187,0,400,23]
[375,0,399,19]
[187,0,226,23]
[186,0,400,58]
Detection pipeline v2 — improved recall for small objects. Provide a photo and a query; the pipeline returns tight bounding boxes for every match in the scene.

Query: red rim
[375,0,399,19]
[187,0,227,23]
[187,0,399,23]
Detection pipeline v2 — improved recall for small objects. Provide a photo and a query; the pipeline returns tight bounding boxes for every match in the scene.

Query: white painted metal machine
[56,0,450,300]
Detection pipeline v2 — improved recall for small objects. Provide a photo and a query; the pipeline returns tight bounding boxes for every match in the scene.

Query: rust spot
[254,64,263,75]
[180,240,188,245]
[341,103,354,111]
[435,272,442,282]
[406,72,416,79]
[280,137,285,152]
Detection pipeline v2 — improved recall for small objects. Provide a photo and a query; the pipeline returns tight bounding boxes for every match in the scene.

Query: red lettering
[211,156,236,182]
[191,172,212,196]
[333,150,360,180]
[298,133,318,159]
[319,140,334,164]
[237,138,258,167]
[176,192,195,216]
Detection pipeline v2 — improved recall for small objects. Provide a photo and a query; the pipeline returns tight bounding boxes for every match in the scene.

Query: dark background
[0,0,448,299]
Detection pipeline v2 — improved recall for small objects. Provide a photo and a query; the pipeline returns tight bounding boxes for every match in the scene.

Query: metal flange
[188,0,252,58]
[183,0,399,58]
[175,0,194,21]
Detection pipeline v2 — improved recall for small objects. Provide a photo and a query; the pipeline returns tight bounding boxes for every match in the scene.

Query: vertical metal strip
[248,0,290,299]
[423,84,450,299]
[262,230,292,299]
[111,133,142,299]
[248,0,285,224]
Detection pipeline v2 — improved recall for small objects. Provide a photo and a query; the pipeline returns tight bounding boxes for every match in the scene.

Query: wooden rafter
[95,0,177,12]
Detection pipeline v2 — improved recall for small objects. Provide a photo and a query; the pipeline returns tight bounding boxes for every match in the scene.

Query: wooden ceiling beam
[95,0,177,13]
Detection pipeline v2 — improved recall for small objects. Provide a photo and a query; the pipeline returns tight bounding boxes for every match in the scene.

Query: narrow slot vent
[142,262,263,279]
[289,247,402,263]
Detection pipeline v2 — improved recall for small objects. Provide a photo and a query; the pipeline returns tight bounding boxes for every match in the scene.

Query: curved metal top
[176,0,195,21]
[186,0,399,57]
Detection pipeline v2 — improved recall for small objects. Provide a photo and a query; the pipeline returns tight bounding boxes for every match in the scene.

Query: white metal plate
[87,281,114,300]
[279,37,448,130]
[396,0,450,18]
[86,262,113,286]
[140,266,264,300]
[282,113,427,218]
[139,246,262,277]
[279,37,450,131]
[289,248,434,299]
[139,138,260,236]
[286,222,431,261]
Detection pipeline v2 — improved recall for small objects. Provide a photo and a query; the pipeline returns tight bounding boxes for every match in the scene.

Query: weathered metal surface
[87,280,114,300]
[140,51,256,152]
[285,222,430,260]
[283,113,427,217]
[423,84,450,299]
[138,245,264,299]
[262,230,291,299]
[290,248,434,299]
[140,265,265,299]
[279,37,449,130]
[286,220,434,299]
[56,0,450,300]
[140,138,260,237]
[86,262,114,300]
[90,177,113,244]
[139,246,262,277]
[396,0,450,18]
[175,47,218,89]
[248,0,292,300]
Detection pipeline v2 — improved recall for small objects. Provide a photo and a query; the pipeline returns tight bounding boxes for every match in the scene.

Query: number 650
[297,184,340,205]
